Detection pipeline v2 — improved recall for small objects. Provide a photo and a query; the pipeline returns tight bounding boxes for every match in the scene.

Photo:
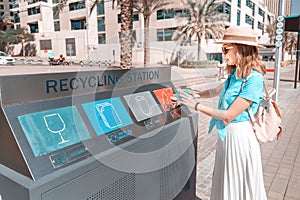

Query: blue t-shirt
[208,69,264,140]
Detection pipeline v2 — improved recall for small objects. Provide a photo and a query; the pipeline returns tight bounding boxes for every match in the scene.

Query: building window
[40,39,52,50]
[97,0,104,15]
[217,3,231,22]
[118,13,139,23]
[66,38,76,56]
[245,14,254,29]
[28,0,47,4]
[71,18,86,30]
[157,28,176,41]
[176,34,191,46]
[53,6,59,20]
[69,1,85,11]
[97,17,105,31]
[13,13,20,23]
[29,23,39,33]
[267,15,271,23]
[258,8,264,17]
[258,21,264,32]
[123,30,137,45]
[12,2,19,8]
[156,9,187,20]
[237,0,241,8]
[246,0,255,16]
[28,6,40,15]
[98,33,106,44]
[246,0,254,9]
[207,53,223,63]
[118,30,136,44]
[157,10,173,20]
[52,0,59,3]
[54,21,60,31]
[225,3,231,22]
[237,10,240,25]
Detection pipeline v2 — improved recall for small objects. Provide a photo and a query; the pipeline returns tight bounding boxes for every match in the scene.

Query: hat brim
[214,40,265,48]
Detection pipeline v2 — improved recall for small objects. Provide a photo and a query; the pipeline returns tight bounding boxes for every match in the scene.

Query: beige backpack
[243,76,283,143]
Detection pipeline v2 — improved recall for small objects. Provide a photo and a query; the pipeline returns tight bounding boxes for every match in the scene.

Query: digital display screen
[18,106,91,157]
[123,91,163,122]
[153,87,175,112]
[82,97,133,135]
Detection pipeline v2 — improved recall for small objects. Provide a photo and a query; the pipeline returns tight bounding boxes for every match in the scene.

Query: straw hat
[214,26,265,48]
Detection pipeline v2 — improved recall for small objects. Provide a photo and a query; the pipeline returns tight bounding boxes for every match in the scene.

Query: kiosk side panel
[0,108,31,178]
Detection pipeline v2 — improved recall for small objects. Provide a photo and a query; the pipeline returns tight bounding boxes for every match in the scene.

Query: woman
[178,26,267,200]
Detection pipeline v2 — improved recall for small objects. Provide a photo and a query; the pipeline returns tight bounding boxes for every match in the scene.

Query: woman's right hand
[175,89,200,99]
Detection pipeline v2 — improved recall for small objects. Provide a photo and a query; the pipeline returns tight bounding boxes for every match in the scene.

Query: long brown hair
[225,43,266,78]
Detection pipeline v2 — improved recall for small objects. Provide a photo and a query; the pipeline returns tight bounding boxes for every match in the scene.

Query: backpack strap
[242,73,275,99]
[247,107,256,123]
[241,72,276,122]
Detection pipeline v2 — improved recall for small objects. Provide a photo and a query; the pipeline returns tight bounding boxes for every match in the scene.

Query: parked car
[0,51,16,65]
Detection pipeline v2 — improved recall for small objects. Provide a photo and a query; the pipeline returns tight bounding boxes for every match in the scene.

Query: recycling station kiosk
[0,67,198,200]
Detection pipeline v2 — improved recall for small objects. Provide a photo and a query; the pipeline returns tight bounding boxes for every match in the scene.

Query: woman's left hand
[178,91,199,110]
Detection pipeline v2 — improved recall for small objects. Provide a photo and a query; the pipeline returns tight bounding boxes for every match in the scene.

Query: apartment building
[1,0,15,30]
[11,0,273,64]
[263,0,291,16]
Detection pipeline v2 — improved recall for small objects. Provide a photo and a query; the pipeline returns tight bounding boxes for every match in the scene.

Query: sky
[290,0,300,16]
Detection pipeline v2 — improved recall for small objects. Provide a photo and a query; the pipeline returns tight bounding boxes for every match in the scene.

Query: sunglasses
[221,46,234,54]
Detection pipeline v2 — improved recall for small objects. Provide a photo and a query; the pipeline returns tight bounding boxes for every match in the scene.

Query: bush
[281,60,296,67]
[181,60,220,68]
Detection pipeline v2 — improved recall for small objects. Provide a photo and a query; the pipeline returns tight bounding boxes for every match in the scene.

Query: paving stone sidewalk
[171,64,300,200]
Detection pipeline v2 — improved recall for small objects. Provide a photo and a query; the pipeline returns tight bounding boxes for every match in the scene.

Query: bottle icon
[96,102,122,129]
[135,95,152,116]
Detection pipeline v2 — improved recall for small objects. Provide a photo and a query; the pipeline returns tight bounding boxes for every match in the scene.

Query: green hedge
[181,60,220,68]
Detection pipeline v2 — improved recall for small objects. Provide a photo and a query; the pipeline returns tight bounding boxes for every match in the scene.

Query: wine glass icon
[43,113,69,144]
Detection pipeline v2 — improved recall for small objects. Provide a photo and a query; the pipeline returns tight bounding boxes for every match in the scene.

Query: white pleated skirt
[210,121,267,200]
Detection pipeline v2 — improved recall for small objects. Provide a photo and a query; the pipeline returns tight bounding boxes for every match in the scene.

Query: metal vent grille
[87,173,136,200]
[160,165,173,200]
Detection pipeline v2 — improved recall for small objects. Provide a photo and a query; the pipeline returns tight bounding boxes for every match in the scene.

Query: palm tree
[174,0,228,60]
[284,32,298,61]
[58,0,133,69]
[16,28,35,57]
[0,28,34,53]
[0,10,13,32]
[115,0,134,69]
[133,0,175,66]
[265,18,276,44]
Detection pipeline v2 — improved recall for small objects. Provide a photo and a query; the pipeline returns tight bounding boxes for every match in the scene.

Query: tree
[0,28,34,53]
[265,18,276,44]
[174,0,228,60]
[133,0,175,66]
[115,0,134,69]
[0,10,13,32]
[284,32,298,61]
[57,0,134,69]
[16,28,35,56]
